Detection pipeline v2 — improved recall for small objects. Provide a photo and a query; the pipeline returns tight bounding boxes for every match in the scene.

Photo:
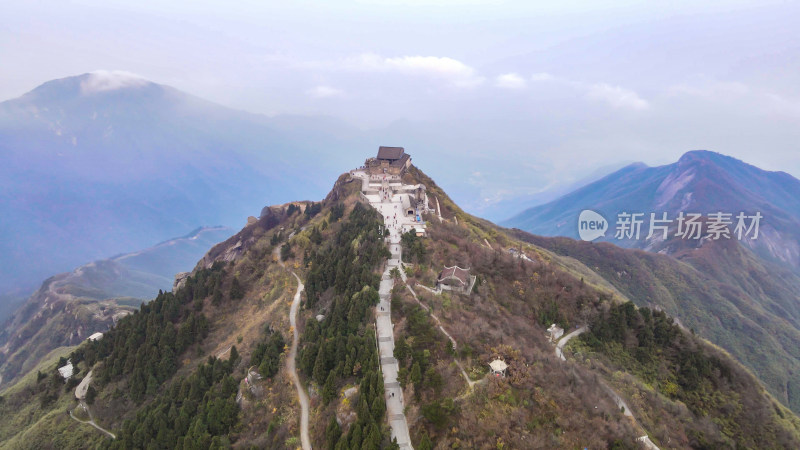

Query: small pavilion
[489,359,508,378]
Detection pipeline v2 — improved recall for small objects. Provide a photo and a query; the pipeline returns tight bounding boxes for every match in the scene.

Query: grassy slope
[0,345,105,449]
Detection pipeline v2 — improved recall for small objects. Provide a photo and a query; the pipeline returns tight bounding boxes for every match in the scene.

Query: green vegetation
[108,356,239,449]
[304,202,322,218]
[299,202,392,448]
[518,232,800,413]
[304,203,389,305]
[3,165,799,449]
[394,305,445,400]
[250,327,285,379]
[400,229,426,264]
[582,302,800,448]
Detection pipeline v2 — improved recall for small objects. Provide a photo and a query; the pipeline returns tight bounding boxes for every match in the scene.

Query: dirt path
[404,283,485,396]
[69,401,116,439]
[273,245,285,268]
[404,285,456,350]
[69,369,116,439]
[555,327,659,449]
[287,272,311,450]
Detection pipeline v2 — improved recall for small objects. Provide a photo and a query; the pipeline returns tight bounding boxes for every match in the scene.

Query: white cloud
[586,83,649,111]
[667,80,749,98]
[348,53,484,87]
[307,85,344,98]
[80,70,148,94]
[530,72,554,82]
[495,73,526,89]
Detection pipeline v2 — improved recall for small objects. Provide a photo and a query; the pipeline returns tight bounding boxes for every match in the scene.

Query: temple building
[365,146,412,175]
[436,265,477,294]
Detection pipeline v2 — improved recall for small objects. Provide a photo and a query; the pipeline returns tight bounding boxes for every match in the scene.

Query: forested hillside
[515,232,800,414]
[1,164,798,449]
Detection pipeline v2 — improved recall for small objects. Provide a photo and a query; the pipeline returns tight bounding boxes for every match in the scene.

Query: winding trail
[555,327,659,449]
[70,402,116,439]
[556,326,587,361]
[70,370,116,439]
[404,280,484,395]
[287,272,311,450]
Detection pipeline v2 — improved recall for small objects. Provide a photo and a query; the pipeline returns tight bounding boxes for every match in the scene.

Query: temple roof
[378,146,405,160]
[438,265,470,285]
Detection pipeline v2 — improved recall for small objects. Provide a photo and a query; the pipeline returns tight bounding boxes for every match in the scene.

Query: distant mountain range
[504,150,800,268]
[0,226,232,388]
[0,72,364,299]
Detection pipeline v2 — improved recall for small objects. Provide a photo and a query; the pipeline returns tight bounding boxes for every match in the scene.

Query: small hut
[58,359,74,381]
[87,332,104,342]
[489,359,508,378]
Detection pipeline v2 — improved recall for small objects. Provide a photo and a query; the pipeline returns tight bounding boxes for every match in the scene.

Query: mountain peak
[677,149,736,165]
[19,71,158,103]
[79,70,151,94]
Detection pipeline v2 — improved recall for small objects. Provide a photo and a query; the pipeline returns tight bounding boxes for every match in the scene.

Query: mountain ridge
[504,149,800,268]
[0,159,798,448]
[0,226,232,389]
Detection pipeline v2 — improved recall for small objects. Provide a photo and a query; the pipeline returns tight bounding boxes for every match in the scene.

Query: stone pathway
[353,170,414,449]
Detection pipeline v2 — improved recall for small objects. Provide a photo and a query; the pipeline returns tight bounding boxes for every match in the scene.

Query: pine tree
[313,344,327,385]
[418,430,433,450]
[410,362,422,385]
[212,288,223,306]
[323,370,337,405]
[325,416,342,449]
[228,345,239,370]
[229,277,243,300]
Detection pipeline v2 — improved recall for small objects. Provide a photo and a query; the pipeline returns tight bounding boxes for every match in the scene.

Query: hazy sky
[2,0,800,218]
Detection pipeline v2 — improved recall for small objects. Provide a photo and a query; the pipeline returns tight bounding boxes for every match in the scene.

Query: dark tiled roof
[390,153,411,168]
[378,146,405,160]
[438,266,470,285]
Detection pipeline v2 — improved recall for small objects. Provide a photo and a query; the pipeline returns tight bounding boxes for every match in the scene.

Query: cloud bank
[586,83,650,110]
[495,73,526,89]
[80,70,148,94]
[307,85,345,98]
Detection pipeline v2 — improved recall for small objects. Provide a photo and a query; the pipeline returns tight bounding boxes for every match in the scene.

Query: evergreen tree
[313,344,327,385]
[229,277,243,300]
[325,416,342,449]
[323,370,337,405]
[410,362,422,385]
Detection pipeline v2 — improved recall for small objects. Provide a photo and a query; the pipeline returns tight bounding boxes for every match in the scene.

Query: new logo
[578,209,608,241]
